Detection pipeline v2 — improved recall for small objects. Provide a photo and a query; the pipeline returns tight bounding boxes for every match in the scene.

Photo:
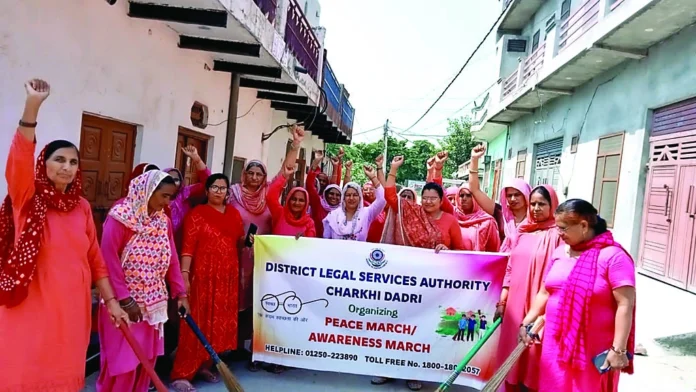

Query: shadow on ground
[656,332,696,357]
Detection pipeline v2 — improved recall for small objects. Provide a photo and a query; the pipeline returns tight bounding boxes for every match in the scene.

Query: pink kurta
[0,132,109,392]
[229,187,273,312]
[498,228,562,391]
[97,215,185,392]
[539,245,635,392]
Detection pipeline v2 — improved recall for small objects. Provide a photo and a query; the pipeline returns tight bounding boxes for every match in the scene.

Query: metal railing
[521,42,546,86]
[502,68,519,100]
[285,0,321,80]
[322,59,354,139]
[559,0,600,52]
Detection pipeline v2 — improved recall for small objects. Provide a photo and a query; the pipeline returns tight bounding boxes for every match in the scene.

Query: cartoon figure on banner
[366,248,388,269]
[260,290,329,315]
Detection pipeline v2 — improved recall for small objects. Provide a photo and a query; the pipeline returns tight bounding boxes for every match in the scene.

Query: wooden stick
[118,323,168,392]
[180,309,245,392]
[480,316,545,392]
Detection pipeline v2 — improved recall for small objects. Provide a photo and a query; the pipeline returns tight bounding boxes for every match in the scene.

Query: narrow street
[85,275,696,392]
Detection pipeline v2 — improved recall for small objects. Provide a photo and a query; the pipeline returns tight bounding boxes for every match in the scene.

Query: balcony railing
[559,0,600,52]
[502,68,519,100]
[322,59,354,139]
[253,0,277,24]
[610,0,625,10]
[285,0,321,80]
[340,93,354,138]
[521,42,546,86]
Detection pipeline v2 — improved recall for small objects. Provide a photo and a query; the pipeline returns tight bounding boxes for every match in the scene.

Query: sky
[319,0,504,144]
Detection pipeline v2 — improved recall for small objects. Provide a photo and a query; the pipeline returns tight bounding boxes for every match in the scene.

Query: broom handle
[435,317,502,392]
[181,310,224,365]
[118,323,169,392]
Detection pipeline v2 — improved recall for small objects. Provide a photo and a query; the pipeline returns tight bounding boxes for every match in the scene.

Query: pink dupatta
[454,185,500,251]
[500,178,532,251]
[552,231,636,374]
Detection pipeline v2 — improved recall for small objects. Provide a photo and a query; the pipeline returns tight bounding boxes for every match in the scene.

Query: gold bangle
[469,170,478,174]
[181,270,190,274]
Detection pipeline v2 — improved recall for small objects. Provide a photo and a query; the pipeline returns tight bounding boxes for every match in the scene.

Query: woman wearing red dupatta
[520,199,636,392]
[171,173,246,392]
[372,156,462,392]
[495,184,563,392]
[453,185,500,252]
[0,79,127,392]
[267,166,316,237]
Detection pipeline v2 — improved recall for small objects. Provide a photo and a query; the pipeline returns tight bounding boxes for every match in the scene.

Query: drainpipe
[223,74,240,178]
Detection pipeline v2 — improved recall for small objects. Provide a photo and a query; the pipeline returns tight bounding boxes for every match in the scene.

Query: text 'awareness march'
[251,235,508,389]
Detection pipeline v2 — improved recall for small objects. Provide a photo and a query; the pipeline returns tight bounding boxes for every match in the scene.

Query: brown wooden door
[492,159,502,199]
[174,127,209,186]
[79,114,136,240]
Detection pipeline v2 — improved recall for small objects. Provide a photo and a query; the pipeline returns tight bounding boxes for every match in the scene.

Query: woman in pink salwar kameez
[520,199,636,392]
[468,145,531,250]
[495,185,562,392]
[97,171,190,392]
[229,126,304,372]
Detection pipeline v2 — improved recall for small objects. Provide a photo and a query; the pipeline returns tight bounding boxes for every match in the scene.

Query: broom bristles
[216,361,244,392]
[480,316,546,392]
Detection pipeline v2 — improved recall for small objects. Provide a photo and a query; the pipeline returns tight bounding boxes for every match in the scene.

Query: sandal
[269,364,286,374]
[406,380,423,391]
[198,368,220,383]
[370,376,393,385]
[247,360,261,372]
[171,379,197,392]
[148,383,156,392]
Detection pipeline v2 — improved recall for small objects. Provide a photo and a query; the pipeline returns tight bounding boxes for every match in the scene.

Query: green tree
[325,136,437,185]
[438,117,477,177]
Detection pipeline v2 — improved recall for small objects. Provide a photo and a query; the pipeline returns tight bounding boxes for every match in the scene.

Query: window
[231,157,246,184]
[507,39,527,53]
[570,135,579,153]
[545,14,556,38]
[592,133,625,228]
[516,149,527,179]
[532,30,541,52]
[561,0,572,21]
[533,138,563,189]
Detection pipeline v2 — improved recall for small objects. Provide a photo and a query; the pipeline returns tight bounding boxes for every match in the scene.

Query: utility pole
[382,119,389,172]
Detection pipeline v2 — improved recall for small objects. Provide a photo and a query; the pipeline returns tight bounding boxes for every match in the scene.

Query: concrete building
[0,0,354,233]
[470,0,696,292]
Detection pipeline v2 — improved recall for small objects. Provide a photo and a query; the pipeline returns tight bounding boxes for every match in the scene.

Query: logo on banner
[366,248,388,269]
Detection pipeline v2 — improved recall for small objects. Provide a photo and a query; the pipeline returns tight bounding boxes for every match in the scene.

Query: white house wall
[234,87,273,167]
[0,0,231,195]
[500,23,696,256]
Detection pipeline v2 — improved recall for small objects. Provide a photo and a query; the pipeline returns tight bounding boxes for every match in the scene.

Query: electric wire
[402,1,513,133]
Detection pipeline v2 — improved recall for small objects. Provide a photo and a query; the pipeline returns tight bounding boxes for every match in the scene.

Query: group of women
[0,79,636,392]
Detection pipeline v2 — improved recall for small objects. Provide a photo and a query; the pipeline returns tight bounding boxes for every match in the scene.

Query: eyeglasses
[421,196,441,202]
[208,185,228,193]
[556,224,578,233]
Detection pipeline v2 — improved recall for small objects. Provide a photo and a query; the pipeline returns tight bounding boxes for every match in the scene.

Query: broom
[179,308,245,392]
[118,323,169,392]
[480,316,545,392]
[434,317,502,392]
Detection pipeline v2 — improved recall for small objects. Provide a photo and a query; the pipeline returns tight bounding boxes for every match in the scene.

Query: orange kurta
[0,131,108,392]
[171,204,245,381]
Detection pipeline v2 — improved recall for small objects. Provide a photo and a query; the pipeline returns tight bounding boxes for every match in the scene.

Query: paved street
[85,275,696,392]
